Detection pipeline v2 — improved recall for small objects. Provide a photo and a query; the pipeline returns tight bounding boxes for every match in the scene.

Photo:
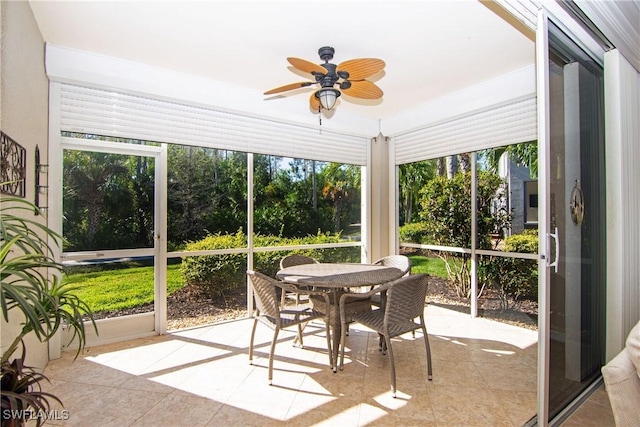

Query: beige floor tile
[206,403,285,427]
[429,359,488,388]
[371,391,436,420]
[427,385,515,426]
[44,355,133,388]
[294,399,361,427]
[50,383,168,426]
[492,389,537,425]
[562,385,615,427]
[130,392,221,426]
[475,360,538,392]
[29,309,614,427]
[428,334,475,362]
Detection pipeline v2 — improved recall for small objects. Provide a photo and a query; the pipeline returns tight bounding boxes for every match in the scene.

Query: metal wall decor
[35,145,49,215]
[1,131,27,197]
[570,179,584,226]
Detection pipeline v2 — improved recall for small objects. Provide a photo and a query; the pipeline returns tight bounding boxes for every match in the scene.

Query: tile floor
[35,305,614,426]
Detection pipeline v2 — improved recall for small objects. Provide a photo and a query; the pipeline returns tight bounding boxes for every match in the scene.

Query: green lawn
[64,263,183,313]
[66,255,448,313]
[408,254,448,278]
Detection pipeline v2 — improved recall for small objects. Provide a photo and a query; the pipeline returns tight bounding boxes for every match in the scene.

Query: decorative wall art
[1,131,27,197]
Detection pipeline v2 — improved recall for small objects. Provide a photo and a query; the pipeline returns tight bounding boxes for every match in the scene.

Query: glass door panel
[546,21,606,420]
[62,148,157,320]
[475,142,539,329]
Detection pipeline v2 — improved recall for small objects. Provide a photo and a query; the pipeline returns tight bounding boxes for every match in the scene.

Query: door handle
[547,227,559,273]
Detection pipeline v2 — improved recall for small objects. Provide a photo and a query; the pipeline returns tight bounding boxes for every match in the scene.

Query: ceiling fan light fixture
[316,88,340,110]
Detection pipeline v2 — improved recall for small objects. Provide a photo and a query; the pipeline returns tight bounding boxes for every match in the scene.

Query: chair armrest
[339,280,395,304]
[276,280,332,313]
[337,280,395,324]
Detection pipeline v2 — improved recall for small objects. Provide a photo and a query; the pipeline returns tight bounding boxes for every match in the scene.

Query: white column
[369,133,391,262]
[562,62,582,382]
[604,50,640,360]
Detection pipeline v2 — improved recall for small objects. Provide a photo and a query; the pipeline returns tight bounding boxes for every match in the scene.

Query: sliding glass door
[60,138,167,340]
[538,14,607,423]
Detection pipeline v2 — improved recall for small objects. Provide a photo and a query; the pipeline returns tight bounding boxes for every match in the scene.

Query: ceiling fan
[264,46,385,113]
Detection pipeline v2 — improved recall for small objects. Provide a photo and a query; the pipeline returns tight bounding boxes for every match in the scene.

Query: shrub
[505,229,538,253]
[181,231,247,298]
[417,171,511,297]
[181,230,360,298]
[479,229,538,308]
[399,222,428,244]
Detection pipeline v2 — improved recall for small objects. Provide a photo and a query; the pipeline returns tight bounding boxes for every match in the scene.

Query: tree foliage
[480,141,538,178]
[398,160,436,224]
[62,141,361,252]
[417,170,511,297]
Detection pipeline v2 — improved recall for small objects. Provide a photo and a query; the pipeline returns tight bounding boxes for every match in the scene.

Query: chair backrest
[247,270,281,319]
[385,274,428,323]
[280,254,317,269]
[374,255,411,276]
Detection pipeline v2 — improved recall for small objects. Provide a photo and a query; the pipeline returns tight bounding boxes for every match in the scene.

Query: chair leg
[385,335,397,398]
[339,319,348,371]
[280,290,286,308]
[324,320,333,370]
[295,322,304,348]
[249,317,259,364]
[421,321,433,380]
[268,327,280,385]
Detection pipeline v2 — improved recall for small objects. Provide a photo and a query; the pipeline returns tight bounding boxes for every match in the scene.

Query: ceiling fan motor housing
[319,62,339,88]
[318,46,335,61]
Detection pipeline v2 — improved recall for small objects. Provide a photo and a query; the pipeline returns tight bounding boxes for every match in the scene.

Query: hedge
[180,230,361,297]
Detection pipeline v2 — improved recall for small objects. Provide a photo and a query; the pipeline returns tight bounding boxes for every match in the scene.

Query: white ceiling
[28,0,535,122]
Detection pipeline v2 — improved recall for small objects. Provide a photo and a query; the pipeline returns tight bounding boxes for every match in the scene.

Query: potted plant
[1,195,97,426]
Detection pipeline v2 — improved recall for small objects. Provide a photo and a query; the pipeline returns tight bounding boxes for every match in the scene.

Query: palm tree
[64,151,128,248]
[399,161,436,223]
[321,163,360,232]
[480,142,538,177]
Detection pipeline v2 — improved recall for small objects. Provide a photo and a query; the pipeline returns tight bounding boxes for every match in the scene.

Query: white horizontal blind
[58,84,369,165]
[393,95,537,165]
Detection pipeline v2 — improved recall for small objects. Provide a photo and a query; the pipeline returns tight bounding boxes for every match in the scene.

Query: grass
[65,255,449,313]
[408,254,449,278]
[64,263,183,313]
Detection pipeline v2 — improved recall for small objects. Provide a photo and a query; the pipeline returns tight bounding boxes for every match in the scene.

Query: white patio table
[276,263,405,371]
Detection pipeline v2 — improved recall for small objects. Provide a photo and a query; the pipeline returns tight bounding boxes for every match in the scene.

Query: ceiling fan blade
[337,58,385,80]
[264,81,313,95]
[342,80,383,99]
[309,92,321,111]
[287,57,327,75]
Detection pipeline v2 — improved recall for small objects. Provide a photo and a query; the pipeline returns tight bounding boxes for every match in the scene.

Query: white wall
[0,1,51,369]
[604,49,640,360]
